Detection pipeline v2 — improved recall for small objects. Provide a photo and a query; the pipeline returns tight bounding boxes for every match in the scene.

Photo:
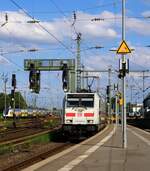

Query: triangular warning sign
[117,40,131,54]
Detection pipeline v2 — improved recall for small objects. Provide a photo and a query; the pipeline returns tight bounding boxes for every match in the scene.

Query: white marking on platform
[128,125,150,135]
[129,128,150,146]
[22,126,110,171]
[58,127,116,171]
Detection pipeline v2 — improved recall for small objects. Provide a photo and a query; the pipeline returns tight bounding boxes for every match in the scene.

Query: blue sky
[0,0,150,108]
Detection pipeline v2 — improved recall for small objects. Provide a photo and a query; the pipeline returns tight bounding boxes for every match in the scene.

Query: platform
[23,124,150,171]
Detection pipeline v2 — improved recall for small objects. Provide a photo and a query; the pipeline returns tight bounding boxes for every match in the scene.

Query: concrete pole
[81,65,85,90]
[76,33,81,92]
[4,77,8,119]
[1,73,8,118]
[86,72,88,90]
[122,0,127,148]
[108,68,111,123]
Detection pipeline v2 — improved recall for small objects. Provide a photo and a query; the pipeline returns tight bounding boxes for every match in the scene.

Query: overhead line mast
[76,33,81,92]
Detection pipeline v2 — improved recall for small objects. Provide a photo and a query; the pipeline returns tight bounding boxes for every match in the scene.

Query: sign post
[116,0,131,149]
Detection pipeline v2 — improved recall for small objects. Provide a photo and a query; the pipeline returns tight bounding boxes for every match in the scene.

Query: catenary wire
[10,0,75,55]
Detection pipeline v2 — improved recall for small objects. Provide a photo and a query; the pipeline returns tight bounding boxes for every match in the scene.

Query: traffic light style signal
[118,59,129,79]
[12,74,16,88]
[106,85,110,104]
[29,70,40,93]
[10,89,15,108]
[62,64,69,92]
[63,81,68,92]
[106,85,110,95]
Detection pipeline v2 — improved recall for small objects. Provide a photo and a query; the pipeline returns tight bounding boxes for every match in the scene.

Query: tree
[8,92,27,109]
[0,93,10,113]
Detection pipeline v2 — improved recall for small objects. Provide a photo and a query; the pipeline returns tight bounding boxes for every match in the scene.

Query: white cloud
[1,10,149,48]
[142,11,150,17]
[0,10,118,46]
[75,11,118,38]
[130,47,150,68]
[84,53,117,70]
[126,17,150,35]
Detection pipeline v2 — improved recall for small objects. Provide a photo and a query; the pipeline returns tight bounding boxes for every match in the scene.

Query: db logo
[77,113,82,117]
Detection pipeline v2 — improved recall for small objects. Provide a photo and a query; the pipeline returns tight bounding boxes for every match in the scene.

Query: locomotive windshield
[66,94,94,108]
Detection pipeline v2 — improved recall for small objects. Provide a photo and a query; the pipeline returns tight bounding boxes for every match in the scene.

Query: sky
[0,0,150,108]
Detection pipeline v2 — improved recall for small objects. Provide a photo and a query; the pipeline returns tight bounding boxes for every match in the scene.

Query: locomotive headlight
[147,109,150,112]
[66,119,72,123]
[87,120,94,123]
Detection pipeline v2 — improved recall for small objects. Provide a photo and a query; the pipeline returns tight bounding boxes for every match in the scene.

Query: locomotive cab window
[80,98,94,107]
[66,94,94,108]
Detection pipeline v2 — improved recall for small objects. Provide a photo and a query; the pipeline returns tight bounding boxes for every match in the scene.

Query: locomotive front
[62,92,101,138]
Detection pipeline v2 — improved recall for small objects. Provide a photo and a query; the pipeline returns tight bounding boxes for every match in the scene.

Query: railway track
[1,125,107,171]
[0,117,61,143]
[0,125,61,146]
[2,142,73,171]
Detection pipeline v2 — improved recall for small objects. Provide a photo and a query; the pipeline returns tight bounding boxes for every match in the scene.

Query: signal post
[116,0,131,148]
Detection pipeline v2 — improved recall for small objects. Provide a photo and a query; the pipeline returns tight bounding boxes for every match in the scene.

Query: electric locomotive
[62,92,107,139]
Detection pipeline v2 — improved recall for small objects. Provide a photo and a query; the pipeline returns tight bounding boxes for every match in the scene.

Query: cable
[48,0,71,24]
[0,54,24,71]
[48,0,75,50]
[0,15,148,24]
[10,0,75,55]
[22,1,121,15]
[79,0,120,11]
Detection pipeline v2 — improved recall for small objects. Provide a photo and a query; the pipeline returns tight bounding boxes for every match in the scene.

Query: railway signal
[118,59,129,79]
[106,85,110,104]
[62,63,69,92]
[29,70,40,93]
[24,59,76,93]
[11,74,16,128]
[29,63,40,94]
[12,74,16,88]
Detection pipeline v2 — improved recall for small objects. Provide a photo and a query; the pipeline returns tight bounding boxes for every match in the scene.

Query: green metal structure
[24,59,76,93]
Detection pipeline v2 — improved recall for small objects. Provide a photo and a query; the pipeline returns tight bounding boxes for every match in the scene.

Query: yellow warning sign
[117,40,131,54]
[119,98,123,106]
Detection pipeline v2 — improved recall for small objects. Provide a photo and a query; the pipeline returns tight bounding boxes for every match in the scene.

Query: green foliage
[15,92,27,109]
[0,92,27,112]
[0,93,10,113]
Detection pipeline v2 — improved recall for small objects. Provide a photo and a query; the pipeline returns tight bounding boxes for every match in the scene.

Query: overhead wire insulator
[5,13,8,22]
[72,11,76,26]
[91,18,104,21]
[1,13,8,27]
